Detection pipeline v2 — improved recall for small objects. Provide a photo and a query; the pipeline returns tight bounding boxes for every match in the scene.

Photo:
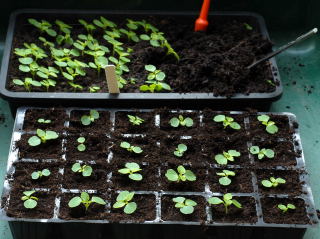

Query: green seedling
[173,197,197,215]
[62,59,88,80]
[249,146,275,159]
[216,170,236,186]
[165,165,196,182]
[38,37,54,48]
[169,115,193,128]
[36,66,59,79]
[213,115,241,130]
[118,162,143,181]
[93,16,116,29]
[77,137,86,152]
[37,118,51,124]
[68,192,106,211]
[174,144,188,157]
[55,20,73,45]
[278,203,296,213]
[113,191,137,214]
[24,43,48,61]
[257,115,279,134]
[127,115,144,126]
[68,82,84,92]
[28,18,57,37]
[28,129,58,146]
[261,177,286,188]
[51,47,80,68]
[140,65,171,92]
[21,190,38,209]
[120,141,143,154]
[119,28,139,42]
[88,56,108,76]
[81,110,99,126]
[89,86,101,93]
[71,162,93,177]
[41,79,57,91]
[79,19,96,34]
[126,19,140,30]
[145,65,165,81]
[12,78,41,92]
[244,23,253,30]
[214,150,241,165]
[208,193,242,214]
[31,169,51,180]
[55,20,72,34]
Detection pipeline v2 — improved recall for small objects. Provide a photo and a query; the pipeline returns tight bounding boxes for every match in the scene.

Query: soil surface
[7,14,277,96]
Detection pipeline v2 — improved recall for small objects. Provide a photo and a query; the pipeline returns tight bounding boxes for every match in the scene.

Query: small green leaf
[185,170,196,181]
[118,168,131,174]
[215,154,227,165]
[169,117,180,127]
[19,57,33,65]
[132,147,143,154]
[24,199,38,209]
[77,137,85,143]
[90,110,99,119]
[82,165,93,177]
[145,64,156,72]
[120,141,130,149]
[165,169,179,181]
[185,199,197,207]
[77,144,86,151]
[213,115,226,122]
[140,34,150,41]
[180,205,194,214]
[91,196,106,205]
[125,162,140,171]
[45,131,58,140]
[184,118,194,127]
[224,193,233,201]
[117,191,130,201]
[68,196,82,208]
[124,202,137,214]
[13,79,25,85]
[81,192,90,202]
[71,163,81,172]
[232,199,242,208]
[31,171,40,180]
[172,197,185,203]
[258,115,270,122]
[129,173,143,181]
[81,115,91,126]
[261,180,273,188]
[278,204,287,211]
[219,177,231,186]
[250,146,260,154]
[28,136,41,146]
[230,122,241,130]
[287,204,296,209]
[265,149,275,158]
[266,124,278,134]
[113,201,126,208]
[42,169,51,176]
[208,197,223,205]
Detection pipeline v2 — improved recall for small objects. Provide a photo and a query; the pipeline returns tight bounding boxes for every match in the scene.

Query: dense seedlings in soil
[4,108,313,225]
[7,14,277,95]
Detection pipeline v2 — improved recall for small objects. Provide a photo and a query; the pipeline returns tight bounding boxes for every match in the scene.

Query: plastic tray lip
[0,107,318,228]
[0,9,282,101]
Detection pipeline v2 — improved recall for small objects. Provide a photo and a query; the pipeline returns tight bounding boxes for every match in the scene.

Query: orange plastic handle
[195,0,211,31]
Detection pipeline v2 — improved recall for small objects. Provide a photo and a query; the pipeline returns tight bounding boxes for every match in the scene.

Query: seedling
[68,82,84,92]
[21,190,38,209]
[12,78,41,92]
[93,16,116,29]
[77,137,86,152]
[208,193,242,214]
[55,20,73,45]
[55,20,72,34]
[169,115,194,128]
[244,23,253,30]
[28,129,58,146]
[72,162,93,177]
[41,79,57,91]
[140,65,171,92]
[38,37,54,48]
[118,162,142,181]
[31,169,51,180]
[78,19,96,34]
[216,170,236,186]
[89,86,101,93]
[36,66,59,79]
[174,144,188,157]
[165,165,196,182]
[278,203,296,213]
[215,150,241,165]
[250,146,275,159]
[257,115,279,134]
[120,142,143,154]
[37,118,51,124]
[172,197,197,215]
[113,191,137,214]
[127,115,144,126]
[261,177,286,188]
[80,110,99,126]
[68,192,106,211]
[28,18,57,37]
[120,28,139,42]
[213,115,241,130]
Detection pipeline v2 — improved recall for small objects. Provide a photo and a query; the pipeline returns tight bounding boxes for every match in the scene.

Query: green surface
[0,11,319,239]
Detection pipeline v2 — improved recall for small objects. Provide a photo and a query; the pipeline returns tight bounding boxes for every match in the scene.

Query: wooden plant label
[105,65,120,94]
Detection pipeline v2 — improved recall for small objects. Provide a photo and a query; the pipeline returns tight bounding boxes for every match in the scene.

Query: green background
[0,0,319,238]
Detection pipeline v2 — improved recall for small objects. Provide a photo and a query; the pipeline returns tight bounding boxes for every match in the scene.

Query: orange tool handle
[195,0,211,31]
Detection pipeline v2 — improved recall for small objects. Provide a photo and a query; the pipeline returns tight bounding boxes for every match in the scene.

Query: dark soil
[58,192,108,220]
[256,169,303,195]
[208,168,253,193]
[23,108,67,132]
[6,190,56,219]
[210,196,257,223]
[161,195,206,222]
[7,14,277,96]
[109,194,156,222]
[261,197,310,224]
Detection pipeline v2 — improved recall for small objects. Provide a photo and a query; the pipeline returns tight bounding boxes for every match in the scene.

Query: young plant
[12,78,41,92]
[39,37,55,48]
[71,162,93,177]
[28,18,57,37]
[261,177,286,188]
[113,191,137,214]
[213,115,241,130]
[89,86,101,93]
[119,28,139,42]
[28,129,58,146]
[244,23,253,30]
[249,146,275,159]
[31,169,51,180]
[216,170,236,186]
[41,79,57,91]
[80,110,99,126]
[77,137,86,152]
[165,165,196,182]
[68,192,106,211]
[278,204,296,213]
[68,82,84,92]
[169,115,193,128]
[257,115,279,134]
[208,193,242,214]
[120,142,143,154]
[78,19,96,34]
[38,118,51,124]
[118,162,142,181]
[36,66,59,79]
[174,144,188,157]
[21,190,38,209]
[93,16,116,30]
[173,197,197,215]
[140,65,171,92]
[127,115,144,126]
[214,150,241,165]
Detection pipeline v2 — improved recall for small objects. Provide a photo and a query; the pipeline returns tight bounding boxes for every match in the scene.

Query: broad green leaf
[172,197,185,204]
[77,144,86,151]
[208,197,223,205]
[232,199,242,208]
[90,110,99,119]
[185,199,197,207]
[145,64,156,72]
[278,204,287,211]
[31,172,40,179]
[140,34,150,41]
[82,165,93,177]
[178,144,187,152]
[81,115,91,126]
[81,192,90,201]
[161,82,171,91]
[156,72,165,81]
[117,191,130,201]
[24,199,37,209]
[120,141,130,149]
[19,57,33,65]
[124,202,137,214]
[223,170,235,176]
[175,202,184,208]
[68,196,82,208]
[230,122,241,130]
[42,169,51,176]
[165,169,179,181]
[224,193,233,201]
[118,168,131,174]
[125,162,140,171]
[13,79,24,85]
[261,180,273,188]
[113,201,126,208]
[23,190,36,197]
[177,165,186,174]
[265,149,275,158]
[276,178,286,184]
[184,118,194,127]
[19,65,31,72]
[219,176,231,186]
[213,115,225,122]
[126,192,135,201]
[46,29,57,37]
[139,85,150,92]
[45,131,58,140]
[37,129,45,137]
[266,125,278,134]
[91,196,106,205]
[28,136,41,146]
[215,154,227,165]
[129,173,142,181]
[71,163,81,172]
[77,137,86,143]
[185,170,196,181]
[132,147,143,154]
[228,150,240,157]
[287,204,296,209]
[257,115,270,122]
[169,117,180,127]
[62,72,74,81]
[180,205,194,214]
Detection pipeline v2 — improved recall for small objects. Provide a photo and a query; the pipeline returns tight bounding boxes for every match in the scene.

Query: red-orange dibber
[195,0,211,31]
